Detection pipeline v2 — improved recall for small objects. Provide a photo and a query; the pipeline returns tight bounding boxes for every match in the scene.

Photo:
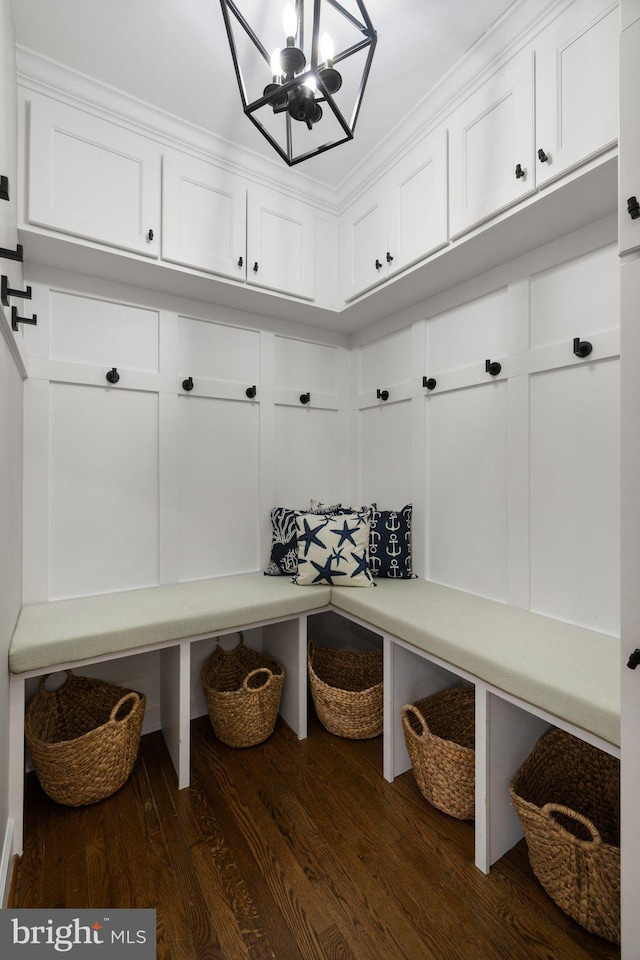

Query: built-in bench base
[8,573,620,875]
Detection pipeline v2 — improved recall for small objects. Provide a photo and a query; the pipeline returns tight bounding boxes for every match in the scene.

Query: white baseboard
[1,818,14,907]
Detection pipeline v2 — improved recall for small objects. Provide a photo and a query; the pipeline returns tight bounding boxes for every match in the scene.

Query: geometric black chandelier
[219,1,376,166]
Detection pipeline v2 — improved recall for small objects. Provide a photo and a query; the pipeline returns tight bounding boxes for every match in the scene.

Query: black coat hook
[1,275,32,306]
[485,359,501,376]
[245,385,257,399]
[0,175,8,201]
[376,388,389,401]
[300,392,311,405]
[11,306,37,331]
[423,376,437,390]
[573,337,592,358]
[182,376,194,391]
[0,243,23,262]
[106,367,120,384]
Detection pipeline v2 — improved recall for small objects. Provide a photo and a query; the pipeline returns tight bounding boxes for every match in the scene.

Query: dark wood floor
[11,712,620,960]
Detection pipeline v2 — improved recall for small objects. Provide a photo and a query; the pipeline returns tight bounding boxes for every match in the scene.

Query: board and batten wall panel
[274,405,339,507]
[359,402,413,508]
[49,382,160,599]
[176,396,259,581]
[177,317,259,385]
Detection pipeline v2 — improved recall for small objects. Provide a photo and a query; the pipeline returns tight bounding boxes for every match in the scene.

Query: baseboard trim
[1,818,14,907]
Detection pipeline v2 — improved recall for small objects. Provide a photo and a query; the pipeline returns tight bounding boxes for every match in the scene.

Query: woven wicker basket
[510,727,620,944]
[25,670,146,806]
[201,634,284,747]
[401,685,475,820]
[307,641,383,739]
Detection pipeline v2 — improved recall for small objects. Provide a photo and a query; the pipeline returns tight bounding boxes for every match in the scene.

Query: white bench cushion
[331,579,620,746]
[9,573,331,674]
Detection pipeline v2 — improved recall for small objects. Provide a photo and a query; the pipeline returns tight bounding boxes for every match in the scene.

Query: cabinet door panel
[49,383,159,599]
[387,126,448,275]
[274,406,338,506]
[535,0,618,187]
[162,153,246,280]
[426,383,508,601]
[50,291,159,371]
[340,189,387,302]
[360,402,412,508]
[530,360,620,634]
[247,187,314,300]
[177,396,259,581]
[275,336,338,394]
[449,49,534,238]
[29,98,161,257]
[619,16,640,256]
[178,317,260,385]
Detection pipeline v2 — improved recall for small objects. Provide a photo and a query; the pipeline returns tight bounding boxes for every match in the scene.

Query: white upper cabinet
[448,48,535,238]
[341,125,448,301]
[28,98,161,257]
[619,14,640,256]
[162,152,247,281]
[535,0,619,188]
[246,185,315,300]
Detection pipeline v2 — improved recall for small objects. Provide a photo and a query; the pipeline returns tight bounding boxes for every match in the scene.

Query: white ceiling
[12,0,517,190]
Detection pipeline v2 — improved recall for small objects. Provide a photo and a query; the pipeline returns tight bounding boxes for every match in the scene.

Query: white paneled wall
[22,274,349,601]
[355,239,620,635]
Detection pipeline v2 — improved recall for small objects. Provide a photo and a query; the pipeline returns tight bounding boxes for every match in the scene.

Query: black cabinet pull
[375,259,382,270]
[627,649,640,670]
[299,392,310,404]
[485,359,501,376]
[537,148,549,163]
[0,243,23,262]
[627,196,640,220]
[106,367,120,384]
[245,385,257,399]
[182,376,194,391]
[386,252,394,263]
[0,175,8,201]
[376,388,389,401]
[1,275,32,306]
[147,228,154,241]
[238,256,244,267]
[423,376,437,390]
[253,261,259,272]
[573,337,592,359]
[515,163,525,179]
[11,307,37,332]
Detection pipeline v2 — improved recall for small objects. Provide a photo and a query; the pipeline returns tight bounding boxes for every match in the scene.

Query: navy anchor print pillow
[369,504,414,578]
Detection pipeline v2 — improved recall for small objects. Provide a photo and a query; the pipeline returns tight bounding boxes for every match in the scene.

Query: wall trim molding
[1,818,14,907]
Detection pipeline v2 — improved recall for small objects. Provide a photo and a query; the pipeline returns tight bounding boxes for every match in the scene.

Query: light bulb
[270,47,282,78]
[319,32,334,64]
[282,3,297,39]
[304,75,318,93]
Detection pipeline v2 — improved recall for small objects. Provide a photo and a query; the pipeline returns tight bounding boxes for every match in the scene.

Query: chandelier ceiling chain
[220,0,377,166]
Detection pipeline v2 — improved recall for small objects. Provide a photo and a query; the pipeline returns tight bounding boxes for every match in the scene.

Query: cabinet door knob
[627,196,640,220]
[300,392,310,404]
[423,376,437,390]
[253,261,259,272]
[376,388,389,401]
[515,163,525,179]
[238,256,244,267]
[573,337,592,359]
[537,148,549,163]
[147,228,154,241]
[375,259,382,270]
[386,251,394,263]
[106,367,120,384]
[485,359,501,376]
[182,376,194,391]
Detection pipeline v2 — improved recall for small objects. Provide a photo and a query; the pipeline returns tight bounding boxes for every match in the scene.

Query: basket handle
[541,802,602,845]
[109,691,140,723]
[242,667,273,692]
[401,702,429,738]
[38,669,74,694]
